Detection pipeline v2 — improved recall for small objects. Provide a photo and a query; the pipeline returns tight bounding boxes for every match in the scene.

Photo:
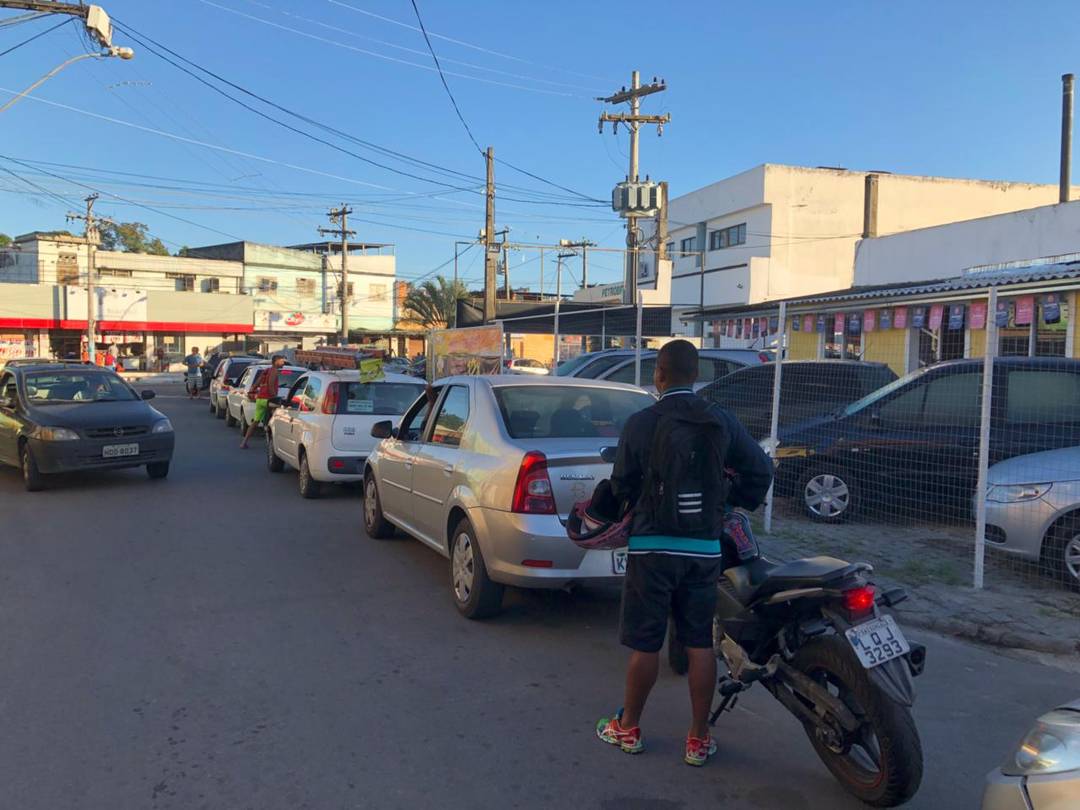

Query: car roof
[727,359,890,371]
[302,370,423,384]
[11,363,112,374]
[436,374,651,394]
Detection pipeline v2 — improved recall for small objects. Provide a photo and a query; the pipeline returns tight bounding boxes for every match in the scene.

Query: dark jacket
[609,389,773,537]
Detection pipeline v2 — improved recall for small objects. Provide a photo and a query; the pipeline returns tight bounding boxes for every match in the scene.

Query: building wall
[786,327,819,361]
[323,253,395,332]
[862,327,908,376]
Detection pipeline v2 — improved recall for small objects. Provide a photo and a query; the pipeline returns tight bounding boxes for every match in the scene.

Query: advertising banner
[863,310,876,332]
[835,313,845,335]
[815,314,826,333]
[995,300,1011,327]
[1043,293,1061,324]
[911,307,926,329]
[429,323,504,381]
[879,309,892,330]
[969,301,987,330]
[928,304,944,331]
[791,315,801,332]
[947,304,965,330]
[893,308,908,329]
[1015,296,1035,326]
[847,312,862,334]
[804,315,815,333]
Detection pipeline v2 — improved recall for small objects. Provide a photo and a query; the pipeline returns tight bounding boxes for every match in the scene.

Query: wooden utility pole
[318,204,355,345]
[67,194,103,363]
[598,72,669,305]
[502,242,510,300]
[483,146,497,323]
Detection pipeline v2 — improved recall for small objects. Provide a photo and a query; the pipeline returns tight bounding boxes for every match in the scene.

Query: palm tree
[403,275,468,328]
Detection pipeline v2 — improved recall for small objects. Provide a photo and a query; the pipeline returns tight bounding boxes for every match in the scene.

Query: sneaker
[596,710,643,754]
[684,734,717,766]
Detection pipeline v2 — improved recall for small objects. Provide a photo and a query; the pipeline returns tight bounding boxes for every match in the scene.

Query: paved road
[0,385,1076,810]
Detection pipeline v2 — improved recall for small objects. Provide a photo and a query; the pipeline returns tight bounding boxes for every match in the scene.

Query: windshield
[841,366,930,416]
[342,382,425,415]
[24,371,139,403]
[495,385,654,439]
[554,354,598,376]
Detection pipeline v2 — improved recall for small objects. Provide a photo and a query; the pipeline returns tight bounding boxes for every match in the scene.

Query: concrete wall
[0,282,61,319]
[147,290,252,326]
[854,201,1080,286]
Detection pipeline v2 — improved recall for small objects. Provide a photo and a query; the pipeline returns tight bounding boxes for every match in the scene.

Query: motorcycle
[669,513,926,807]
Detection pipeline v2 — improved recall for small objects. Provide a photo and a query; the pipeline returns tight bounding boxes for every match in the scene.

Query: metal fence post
[763,301,786,534]
[634,292,643,387]
[973,286,999,590]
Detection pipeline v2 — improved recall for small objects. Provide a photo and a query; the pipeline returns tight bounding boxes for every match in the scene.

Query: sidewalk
[757,507,1080,657]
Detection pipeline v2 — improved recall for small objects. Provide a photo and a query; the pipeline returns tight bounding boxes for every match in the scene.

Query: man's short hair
[272,354,285,363]
[657,339,698,384]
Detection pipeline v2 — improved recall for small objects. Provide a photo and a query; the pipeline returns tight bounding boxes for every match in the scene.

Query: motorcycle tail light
[842,585,875,616]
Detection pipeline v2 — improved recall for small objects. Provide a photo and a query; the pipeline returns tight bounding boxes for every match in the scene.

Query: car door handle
[404,461,412,469]
[443,465,453,475]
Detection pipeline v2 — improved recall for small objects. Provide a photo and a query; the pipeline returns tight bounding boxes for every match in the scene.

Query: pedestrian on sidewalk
[240,354,285,449]
[595,340,772,766]
[183,347,205,400]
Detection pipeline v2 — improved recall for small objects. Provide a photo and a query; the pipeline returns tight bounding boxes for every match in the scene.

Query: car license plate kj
[611,550,628,575]
[845,615,910,669]
[102,443,139,459]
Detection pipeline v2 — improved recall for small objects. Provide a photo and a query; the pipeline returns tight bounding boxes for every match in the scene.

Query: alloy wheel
[805,474,851,519]
[364,478,377,527]
[1065,533,1080,583]
[452,532,475,604]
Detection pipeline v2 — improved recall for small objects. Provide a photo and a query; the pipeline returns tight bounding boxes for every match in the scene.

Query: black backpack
[640,402,731,538]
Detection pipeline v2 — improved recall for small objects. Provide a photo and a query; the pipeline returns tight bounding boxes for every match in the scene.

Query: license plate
[845,615,910,669]
[102,443,139,458]
[612,550,628,575]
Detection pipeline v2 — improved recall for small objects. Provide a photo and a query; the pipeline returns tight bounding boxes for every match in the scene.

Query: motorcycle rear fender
[822,606,917,708]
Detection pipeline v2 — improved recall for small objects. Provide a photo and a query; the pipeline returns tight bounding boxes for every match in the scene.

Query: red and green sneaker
[684,734,718,766]
[596,710,643,754]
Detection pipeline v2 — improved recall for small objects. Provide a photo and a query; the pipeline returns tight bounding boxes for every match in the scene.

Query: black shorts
[619,554,722,653]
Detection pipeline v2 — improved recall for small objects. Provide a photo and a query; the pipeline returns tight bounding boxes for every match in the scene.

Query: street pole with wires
[67,193,105,364]
[318,204,354,346]
[483,146,497,323]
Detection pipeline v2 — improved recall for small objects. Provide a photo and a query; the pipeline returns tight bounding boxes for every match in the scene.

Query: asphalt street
[0,384,1076,810]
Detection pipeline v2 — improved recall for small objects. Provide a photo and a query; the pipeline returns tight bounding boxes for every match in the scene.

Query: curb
[899,611,1080,657]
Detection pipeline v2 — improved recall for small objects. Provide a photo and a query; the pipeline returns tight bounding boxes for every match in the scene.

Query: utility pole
[0,2,116,47]
[483,146,497,323]
[66,194,106,364]
[554,251,575,367]
[502,242,511,300]
[318,204,355,346]
[558,239,596,289]
[655,180,669,271]
[598,72,669,305]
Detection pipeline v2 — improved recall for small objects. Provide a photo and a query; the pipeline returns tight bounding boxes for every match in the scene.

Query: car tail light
[322,382,340,414]
[843,585,876,616]
[511,451,556,514]
[758,352,771,363]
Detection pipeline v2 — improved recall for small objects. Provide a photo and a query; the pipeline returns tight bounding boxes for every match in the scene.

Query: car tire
[209,395,216,414]
[225,407,237,427]
[238,413,249,435]
[449,517,504,619]
[146,462,170,480]
[801,466,857,523]
[215,399,226,419]
[265,430,285,473]
[363,473,395,539]
[298,450,321,499]
[21,442,45,492]
[1044,514,1080,592]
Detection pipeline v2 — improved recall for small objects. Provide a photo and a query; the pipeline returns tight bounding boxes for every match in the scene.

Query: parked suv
[208,356,260,419]
[700,360,898,440]
[772,358,1080,522]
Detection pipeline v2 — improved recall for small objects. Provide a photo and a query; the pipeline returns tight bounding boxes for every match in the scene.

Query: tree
[402,275,468,328]
[98,221,168,255]
[0,234,10,248]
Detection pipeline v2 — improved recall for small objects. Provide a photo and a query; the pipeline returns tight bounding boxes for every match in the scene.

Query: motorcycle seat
[751,556,861,599]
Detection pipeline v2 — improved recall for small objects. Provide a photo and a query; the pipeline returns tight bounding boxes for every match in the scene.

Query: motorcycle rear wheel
[792,635,922,807]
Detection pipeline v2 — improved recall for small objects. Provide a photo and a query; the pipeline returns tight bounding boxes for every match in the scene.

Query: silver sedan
[983,447,1080,590]
[362,375,655,618]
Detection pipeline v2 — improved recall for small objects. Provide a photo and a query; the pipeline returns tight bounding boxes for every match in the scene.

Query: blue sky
[1,0,1079,290]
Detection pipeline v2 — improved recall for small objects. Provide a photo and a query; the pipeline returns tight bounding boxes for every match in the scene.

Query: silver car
[362,376,655,618]
[984,447,1080,589]
[982,698,1080,809]
[560,348,767,393]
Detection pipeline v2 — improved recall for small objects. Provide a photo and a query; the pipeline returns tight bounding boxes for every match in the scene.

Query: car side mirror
[370,420,393,439]
[141,390,156,400]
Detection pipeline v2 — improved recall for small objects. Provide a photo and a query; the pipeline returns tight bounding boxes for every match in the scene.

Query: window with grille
[296,277,316,297]
[56,253,79,285]
[257,276,278,293]
[99,269,133,278]
[203,277,221,293]
[167,272,195,291]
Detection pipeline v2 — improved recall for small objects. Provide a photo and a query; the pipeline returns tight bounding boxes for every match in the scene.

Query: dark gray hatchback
[0,364,175,491]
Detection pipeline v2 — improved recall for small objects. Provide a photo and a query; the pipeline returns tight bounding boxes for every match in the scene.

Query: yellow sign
[359,357,384,382]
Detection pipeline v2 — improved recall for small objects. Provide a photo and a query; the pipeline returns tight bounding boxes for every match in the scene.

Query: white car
[209,356,261,419]
[505,358,550,375]
[265,370,425,498]
[225,364,306,432]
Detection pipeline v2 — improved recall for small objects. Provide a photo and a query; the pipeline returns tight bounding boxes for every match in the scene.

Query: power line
[408,0,481,154]
[0,16,70,57]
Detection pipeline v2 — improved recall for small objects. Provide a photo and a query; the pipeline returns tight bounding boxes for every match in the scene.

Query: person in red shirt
[240,354,284,449]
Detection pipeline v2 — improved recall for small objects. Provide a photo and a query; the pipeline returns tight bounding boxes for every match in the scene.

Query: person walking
[595,339,772,766]
[240,354,284,449]
[183,347,205,399]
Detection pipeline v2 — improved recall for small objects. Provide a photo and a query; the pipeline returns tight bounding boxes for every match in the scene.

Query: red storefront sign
[1015,296,1035,326]
[928,304,944,330]
[863,310,876,332]
[969,301,987,329]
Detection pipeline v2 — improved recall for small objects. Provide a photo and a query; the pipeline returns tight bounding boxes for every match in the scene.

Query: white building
[641,164,1079,339]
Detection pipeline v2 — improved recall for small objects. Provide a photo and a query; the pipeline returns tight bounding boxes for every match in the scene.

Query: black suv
[700,360,897,440]
[772,358,1080,522]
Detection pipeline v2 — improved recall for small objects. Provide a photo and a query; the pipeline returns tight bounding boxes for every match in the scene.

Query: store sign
[948,304,965,330]
[893,308,908,329]
[879,308,892,330]
[1015,296,1035,326]
[255,310,336,333]
[284,312,305,327]
[911,307,926,329]
[0,333,32,361]
[928,304,944,330]
[863,310,876,332]
[1044,294,1061,324]
[969,301,987,329]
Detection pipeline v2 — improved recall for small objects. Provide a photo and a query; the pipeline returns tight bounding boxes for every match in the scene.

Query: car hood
[989,447,1080,485]
[25,400,162,429]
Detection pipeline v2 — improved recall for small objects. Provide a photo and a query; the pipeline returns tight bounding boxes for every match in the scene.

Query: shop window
[996,298,1069,357]
[296,277,316,297]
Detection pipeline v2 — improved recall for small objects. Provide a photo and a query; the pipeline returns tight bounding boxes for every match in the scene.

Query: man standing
[183,346,205,400]
[596,340,772,766]
[240,354,285,449]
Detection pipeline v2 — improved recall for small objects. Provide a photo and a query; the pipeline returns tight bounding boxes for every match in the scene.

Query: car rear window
[495,385,654,439]
[275,368,302,387]
[341,381,425,415]
[225,360,254,382]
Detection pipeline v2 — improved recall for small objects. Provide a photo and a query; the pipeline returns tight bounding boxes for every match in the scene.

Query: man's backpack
[640,403,730,538]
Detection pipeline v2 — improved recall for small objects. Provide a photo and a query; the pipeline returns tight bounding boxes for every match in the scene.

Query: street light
[0,45,134,114]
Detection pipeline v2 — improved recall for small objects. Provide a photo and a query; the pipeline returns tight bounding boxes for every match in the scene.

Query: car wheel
[146,462,170,480]
[364,473,395,539]
[215,398,226,419]
[449,517,504,619]
[238,413,249,435]
[225,406,237,427]
[209,397,216,413]
[298,450,321,499]
[21,443,45,492]
[801,466,856,523]
[265,430,285,472]
[1045,515,1080,592]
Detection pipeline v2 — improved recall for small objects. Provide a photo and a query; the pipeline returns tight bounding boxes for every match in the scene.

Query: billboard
[429,323,504,381]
